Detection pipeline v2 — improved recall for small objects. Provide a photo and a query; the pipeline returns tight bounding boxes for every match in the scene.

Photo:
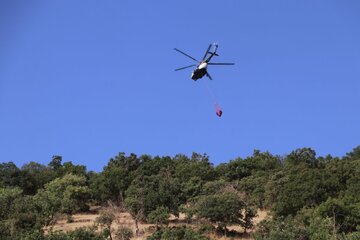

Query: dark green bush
[147,226,209,240]
[115,226,134,240]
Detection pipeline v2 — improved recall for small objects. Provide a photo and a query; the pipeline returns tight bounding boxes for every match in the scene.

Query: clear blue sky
[1,1,359,171]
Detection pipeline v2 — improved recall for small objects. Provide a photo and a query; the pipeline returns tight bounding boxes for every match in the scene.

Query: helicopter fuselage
[175,44,233,81]
[191,62,208,81]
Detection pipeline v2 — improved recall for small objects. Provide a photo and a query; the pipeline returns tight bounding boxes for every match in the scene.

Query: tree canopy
[0,146,359,239]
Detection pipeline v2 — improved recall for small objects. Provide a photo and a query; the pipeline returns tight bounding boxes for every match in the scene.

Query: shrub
[115,226,133,240]
[147,206,170,229]
[147,226,209,240]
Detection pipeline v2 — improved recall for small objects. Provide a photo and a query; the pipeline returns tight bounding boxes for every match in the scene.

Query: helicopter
[174,43,234,81]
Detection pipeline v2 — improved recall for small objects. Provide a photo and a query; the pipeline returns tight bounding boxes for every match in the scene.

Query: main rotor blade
[208,63,235,65]
[174,48,198,62]
[175,64,196,71]
[206,72,213,80]
[202,44,212,60]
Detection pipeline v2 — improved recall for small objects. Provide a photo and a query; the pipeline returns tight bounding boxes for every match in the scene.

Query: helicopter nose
[191,71,199,81]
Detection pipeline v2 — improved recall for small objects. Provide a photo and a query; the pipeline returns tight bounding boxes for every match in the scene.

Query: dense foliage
[0,147,359,239]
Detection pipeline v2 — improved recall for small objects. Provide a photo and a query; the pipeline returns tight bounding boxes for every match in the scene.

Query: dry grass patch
[49,207,268,239]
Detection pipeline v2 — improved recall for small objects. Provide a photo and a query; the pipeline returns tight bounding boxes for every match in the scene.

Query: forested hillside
[1,147,359,239]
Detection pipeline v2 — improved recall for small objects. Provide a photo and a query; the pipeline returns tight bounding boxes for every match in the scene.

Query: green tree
[21,162,55,195]
[0,187,44,239]
[0,187,23,237]
[101,165,129,203]
[88,172,109,204]
[94,153,142,204]
[48,155,62,172]
[47,156,87,178]
[62,161,87,176]
[125,171,181,220]
[284,148,319,167]
[237,174,268,208]
[174,153,216,184]
[242,207,257,233]
[255,216,308,240]
[201,179,228,195]
[45,228,106,240]
[147,206,170,230]
[123,191,144,233]
[315,197,360,234]
[115,226,133,240]
[147,226,209,240]
[0,162,21,188]
[308,216,333,240]
[267,164,335,217]
[345,145,360,160]
[34,174,90,225]
[8,195,40,236]
[96,210,115,240]
[181,176,204,205]
[215,150,281,182]
[195,192,245,236]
